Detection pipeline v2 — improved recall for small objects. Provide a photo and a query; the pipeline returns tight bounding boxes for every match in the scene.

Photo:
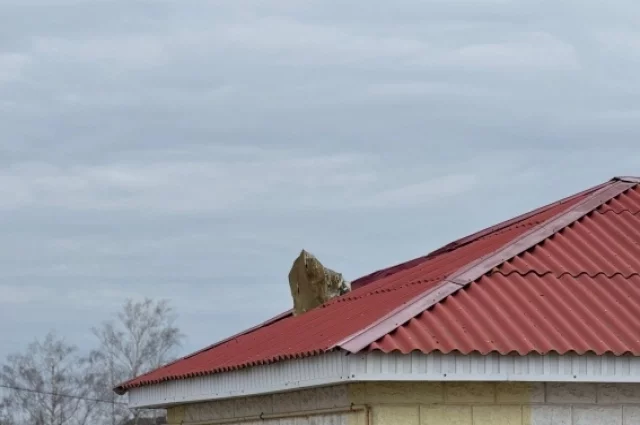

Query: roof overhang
[120,176,640,406]
[127,351,640,409]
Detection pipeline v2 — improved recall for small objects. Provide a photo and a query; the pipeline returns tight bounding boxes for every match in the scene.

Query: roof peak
[614,176,640,183]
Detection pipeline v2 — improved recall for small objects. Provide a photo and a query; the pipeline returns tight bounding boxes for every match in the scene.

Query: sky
[1,0,640,362]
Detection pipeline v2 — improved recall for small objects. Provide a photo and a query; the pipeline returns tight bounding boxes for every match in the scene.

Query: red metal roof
[117,176,640,392]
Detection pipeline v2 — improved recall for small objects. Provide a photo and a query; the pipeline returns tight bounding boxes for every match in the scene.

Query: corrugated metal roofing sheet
[369,273,640,356]
[368,184,640,355]
[117,177,640,392]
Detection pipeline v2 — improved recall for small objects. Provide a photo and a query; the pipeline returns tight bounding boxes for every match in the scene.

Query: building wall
[166,382,640,425]
[351,382,640,425]
[166,384,354,425]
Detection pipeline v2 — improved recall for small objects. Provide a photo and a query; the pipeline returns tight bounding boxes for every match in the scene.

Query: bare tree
[0,397,16,425]
[0,332,101,425]
[91,299,183,425]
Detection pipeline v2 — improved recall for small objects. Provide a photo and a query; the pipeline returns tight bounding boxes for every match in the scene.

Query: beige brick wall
[166,382,640,425]
[166,385,352,425]
[350,382,640,425]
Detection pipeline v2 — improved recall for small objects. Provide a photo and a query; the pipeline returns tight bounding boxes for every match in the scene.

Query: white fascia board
[128,351,640,408]
[128,351,351,408]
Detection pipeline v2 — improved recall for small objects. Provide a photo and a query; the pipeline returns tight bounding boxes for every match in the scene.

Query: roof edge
[425,180,610,258]
[114,309,293,394]
[614,176,640,183]
[127,352,640,408]
[337,179,637,353]
[351,179,610,289]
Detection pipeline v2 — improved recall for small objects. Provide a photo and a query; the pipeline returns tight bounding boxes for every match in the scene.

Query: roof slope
[117,176,640,392]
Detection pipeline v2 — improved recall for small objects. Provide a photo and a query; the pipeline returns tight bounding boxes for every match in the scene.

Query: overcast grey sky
[1,0,639,360]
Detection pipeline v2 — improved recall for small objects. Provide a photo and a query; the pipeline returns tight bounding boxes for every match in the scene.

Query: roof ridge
[350,180,609,289]
[424,182,608,258]
[336,178,637,353]
[614,176,640,183]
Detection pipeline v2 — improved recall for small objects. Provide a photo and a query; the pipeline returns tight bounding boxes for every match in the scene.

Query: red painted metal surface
[369,273,640,355]
[338,181,633,353]
[368,185,640,355]
[117,178,640,391]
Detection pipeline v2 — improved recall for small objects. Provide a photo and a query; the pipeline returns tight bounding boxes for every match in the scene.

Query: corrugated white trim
[128,351,640,408]
[128,352,351,408]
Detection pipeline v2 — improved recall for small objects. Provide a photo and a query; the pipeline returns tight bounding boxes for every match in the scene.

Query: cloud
[214,16,429,64]
[595,30,640,61]
[20,15,428,76]
[0,152,485,213]
[0,284,52,305]
[439,32,581,71]
[0,153,362,211]
[57,85,237,109]
[0,52,29,83]
[347,174,478,208]
[366,81,496,98]
[2,0,640,363]
[32,35,171,70]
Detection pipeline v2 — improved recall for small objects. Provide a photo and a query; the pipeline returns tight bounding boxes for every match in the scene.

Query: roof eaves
[337,179,637,353]
[114,309,293,394]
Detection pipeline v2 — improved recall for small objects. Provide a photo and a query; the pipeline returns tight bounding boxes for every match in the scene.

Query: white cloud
[0,283,147,315]
[0,279,286,318]
[441,32,581,71]
[352,174,478,208]
[0,0,123,4]
[213,17,428,63]
[24,16,428,73]
[58,85,236,108]
[32,34,171,70]
[595,30,640,59]
[0,146,555,216]
[366,81,497,98]
[3,0,640,364]
[0,152,481,213]
[0,53,30,83]
[0,284,53,305]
